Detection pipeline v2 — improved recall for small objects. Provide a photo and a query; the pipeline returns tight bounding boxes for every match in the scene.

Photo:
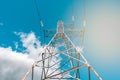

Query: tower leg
[32,67,34,80]
[88,67,91,80]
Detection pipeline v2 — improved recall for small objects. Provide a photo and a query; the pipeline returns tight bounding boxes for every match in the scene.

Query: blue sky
[0,0,120,80]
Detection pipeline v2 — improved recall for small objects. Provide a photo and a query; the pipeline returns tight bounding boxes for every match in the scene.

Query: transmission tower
[22,18,102,80]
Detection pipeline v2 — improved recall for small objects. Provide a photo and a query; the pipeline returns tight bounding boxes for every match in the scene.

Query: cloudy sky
[0,0,120,80]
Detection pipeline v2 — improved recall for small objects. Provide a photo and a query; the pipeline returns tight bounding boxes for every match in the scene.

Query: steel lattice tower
[22,20,102,80]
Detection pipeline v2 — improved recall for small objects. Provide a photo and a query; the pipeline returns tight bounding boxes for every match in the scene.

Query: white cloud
[15,32,44,59]
[0,47,34,80]
[0,32,43,80]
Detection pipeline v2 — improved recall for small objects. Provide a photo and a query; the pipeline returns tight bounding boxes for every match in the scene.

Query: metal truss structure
[22,19,102,80]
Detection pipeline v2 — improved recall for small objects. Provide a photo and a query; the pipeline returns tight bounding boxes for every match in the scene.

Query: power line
[34,0,43,27]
